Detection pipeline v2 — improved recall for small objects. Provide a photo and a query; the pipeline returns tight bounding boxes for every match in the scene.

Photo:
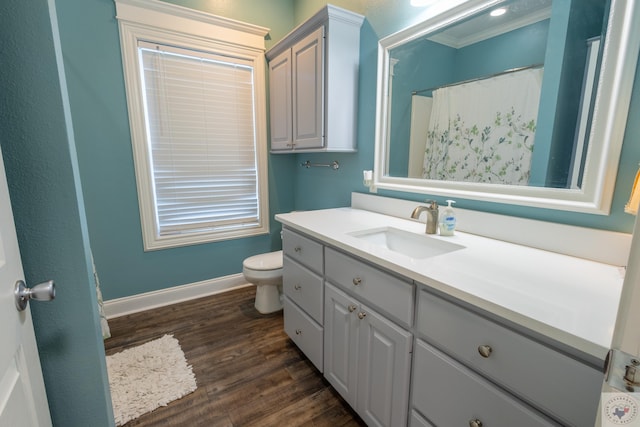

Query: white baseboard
[104,273,251,319]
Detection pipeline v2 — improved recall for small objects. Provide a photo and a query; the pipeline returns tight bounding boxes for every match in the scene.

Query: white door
[600,211,640,426]
[0,149,52,427]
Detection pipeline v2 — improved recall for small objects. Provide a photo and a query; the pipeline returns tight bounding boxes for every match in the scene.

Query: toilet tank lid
[243,250,283,271]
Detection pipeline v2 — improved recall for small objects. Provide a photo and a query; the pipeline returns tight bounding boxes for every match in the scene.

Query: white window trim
[115,0,271,251]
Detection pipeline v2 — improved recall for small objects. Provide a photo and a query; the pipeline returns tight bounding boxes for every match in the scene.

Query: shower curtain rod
[412,63,544,96]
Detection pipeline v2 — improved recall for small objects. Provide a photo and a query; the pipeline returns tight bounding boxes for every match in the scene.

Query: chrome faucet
[411,200,439,234]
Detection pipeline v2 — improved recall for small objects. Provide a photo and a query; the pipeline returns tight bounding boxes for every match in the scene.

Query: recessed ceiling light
[490,7,507,17]
[410,0,438,7]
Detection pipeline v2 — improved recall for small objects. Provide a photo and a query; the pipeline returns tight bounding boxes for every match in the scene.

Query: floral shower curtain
[422,67,543,185]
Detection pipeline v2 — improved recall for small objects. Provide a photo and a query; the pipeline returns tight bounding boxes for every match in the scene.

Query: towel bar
[300,160,340,170]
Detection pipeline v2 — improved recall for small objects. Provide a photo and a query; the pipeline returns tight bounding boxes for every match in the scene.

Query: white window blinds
[139,42,260,237]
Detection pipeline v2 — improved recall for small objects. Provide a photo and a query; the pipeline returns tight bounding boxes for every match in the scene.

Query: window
[115,0,270,250]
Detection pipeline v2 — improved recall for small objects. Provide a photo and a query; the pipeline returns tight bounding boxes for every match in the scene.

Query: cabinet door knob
[469,419,483,427]
[357,312,367,320]
[294,284,302,290]
[348,304,357,312]
[294,246,302,253]
[295,329,302,335]
[352,277,362,286]
[478,345,492,358]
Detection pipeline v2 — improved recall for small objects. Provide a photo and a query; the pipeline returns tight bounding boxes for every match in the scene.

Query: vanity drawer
[325,248,414,327]
[284,297,323,372]
[409,410,435,427]
[282,229,323,274]
[283,256,323,323]
[412,339,558,427]
[417,290,601,426]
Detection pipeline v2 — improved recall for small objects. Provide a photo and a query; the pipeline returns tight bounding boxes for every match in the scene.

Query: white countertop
[276,207,624,360]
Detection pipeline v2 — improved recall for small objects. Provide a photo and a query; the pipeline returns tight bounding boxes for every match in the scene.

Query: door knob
[478,345,493,358]
[15,280,55,312]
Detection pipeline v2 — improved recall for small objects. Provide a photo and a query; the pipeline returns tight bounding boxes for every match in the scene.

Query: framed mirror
[373,0,640,214]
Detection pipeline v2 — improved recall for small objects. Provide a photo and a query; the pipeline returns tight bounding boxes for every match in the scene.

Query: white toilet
[242,250,283,314]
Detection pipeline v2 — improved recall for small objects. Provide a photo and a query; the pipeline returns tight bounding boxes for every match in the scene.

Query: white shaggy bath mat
[107,334,197,426]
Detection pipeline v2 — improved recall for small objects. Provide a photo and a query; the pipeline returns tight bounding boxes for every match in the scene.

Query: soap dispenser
[439,200,457,236]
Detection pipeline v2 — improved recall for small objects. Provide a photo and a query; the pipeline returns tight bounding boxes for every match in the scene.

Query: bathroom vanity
[276,196,625,427]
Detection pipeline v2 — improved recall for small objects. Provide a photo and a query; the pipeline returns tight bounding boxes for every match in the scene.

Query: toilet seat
[243,250,283,271]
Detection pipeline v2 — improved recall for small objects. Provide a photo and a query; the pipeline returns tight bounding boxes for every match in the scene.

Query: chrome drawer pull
[469,419,483,427]
[478,345,492,358]
[357,312,367,320]
[352,277,362,286]
[294,284,302,290]
[348,304,357,312]
[295,329,302,335]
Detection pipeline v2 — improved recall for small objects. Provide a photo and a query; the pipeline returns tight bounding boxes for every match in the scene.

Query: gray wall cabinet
[266,6,363,153]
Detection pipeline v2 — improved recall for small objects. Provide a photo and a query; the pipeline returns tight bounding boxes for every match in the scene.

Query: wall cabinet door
[268,49,292,150]
[324,283,412,427]
[291,26,324,150]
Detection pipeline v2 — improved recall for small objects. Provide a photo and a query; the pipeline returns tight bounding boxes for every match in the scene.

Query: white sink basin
[349,227,464,259]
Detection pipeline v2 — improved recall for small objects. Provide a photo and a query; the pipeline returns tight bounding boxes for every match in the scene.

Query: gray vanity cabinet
[324,283,412,427]
[324,248,413,427]
[281,229,324,372]
[412,340,558,427]
[412,289,602,426]
[323,283,358,404]
[281,224,602,426]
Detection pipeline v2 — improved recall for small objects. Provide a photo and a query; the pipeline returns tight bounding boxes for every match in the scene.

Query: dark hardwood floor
[104,286,366,427]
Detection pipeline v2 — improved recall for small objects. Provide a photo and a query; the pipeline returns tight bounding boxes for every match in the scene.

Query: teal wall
[454,20,549,80]
[532,0,605,187]
[54,0,297,301]
[0,0,113,425]
[546,0,605,188]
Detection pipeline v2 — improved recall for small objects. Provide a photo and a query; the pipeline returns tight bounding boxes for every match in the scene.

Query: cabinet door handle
[294,284,302,290]
[294,246,302,253]
[478,345,492,358]
[352,277,362,286]
[295,329,302,335]
[348,304,357,312]
[469,419,483,427]
[357,311,367,320]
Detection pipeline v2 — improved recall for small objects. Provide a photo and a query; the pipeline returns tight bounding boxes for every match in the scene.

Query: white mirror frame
[373,0,640,215]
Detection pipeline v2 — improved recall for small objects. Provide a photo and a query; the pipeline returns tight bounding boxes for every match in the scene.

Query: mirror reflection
[385,0,606,190]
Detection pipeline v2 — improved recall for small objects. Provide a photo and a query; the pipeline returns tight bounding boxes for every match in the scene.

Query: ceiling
[428,0,552,48]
